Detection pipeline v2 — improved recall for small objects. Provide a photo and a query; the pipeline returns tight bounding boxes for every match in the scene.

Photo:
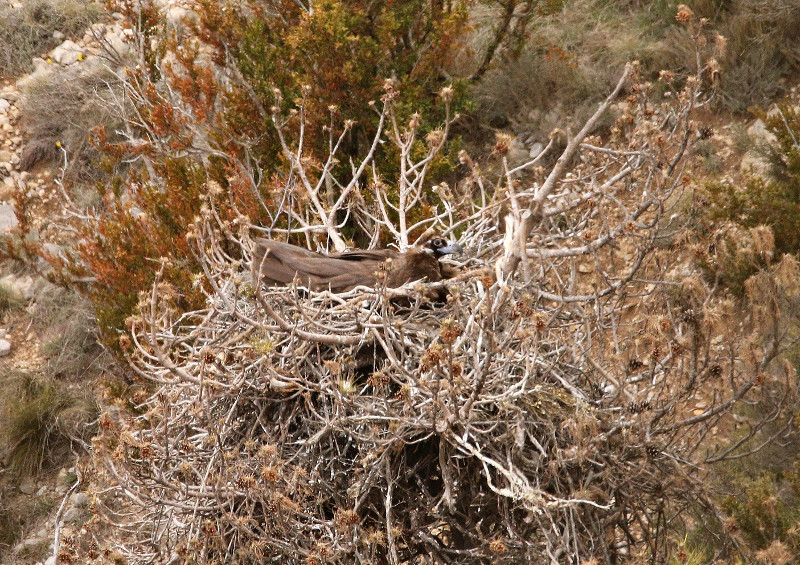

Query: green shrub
[705,104,800,259]
[720,473,800,552]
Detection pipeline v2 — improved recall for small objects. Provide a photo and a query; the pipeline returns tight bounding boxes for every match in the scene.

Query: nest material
[70,28,795,563]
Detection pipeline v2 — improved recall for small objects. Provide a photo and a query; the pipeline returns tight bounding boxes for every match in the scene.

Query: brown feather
[252,238,458,296]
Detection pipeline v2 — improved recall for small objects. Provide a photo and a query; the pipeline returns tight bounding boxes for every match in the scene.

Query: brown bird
[251,235,464,296]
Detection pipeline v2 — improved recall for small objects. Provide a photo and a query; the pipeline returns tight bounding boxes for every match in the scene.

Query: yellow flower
[56,141,62,148]
[78,53,84,61]
[47,58,52,63]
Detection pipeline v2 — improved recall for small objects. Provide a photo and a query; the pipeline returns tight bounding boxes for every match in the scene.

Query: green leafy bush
[705,104,800,258]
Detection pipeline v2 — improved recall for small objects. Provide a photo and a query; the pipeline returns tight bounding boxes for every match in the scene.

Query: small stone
[0,203,19,233]
[52,31,65,40]
[70,492,89,508]
[12,275,37,299]
[0,99,9,112]
[37,485,48,496]
[0,150,12,163]
[167,6,188,25]
[19,477,36,494]
[62,508,80,522]
[747,119,777,145]
[22,535,47,548]
[0,339,11,357]
[50,40,83,66]
[0,329,6,338]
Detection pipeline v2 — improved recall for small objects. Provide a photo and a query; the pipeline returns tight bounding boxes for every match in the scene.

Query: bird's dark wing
[252,239,385,292]
[252,239,461,296]
[328,249,397,262]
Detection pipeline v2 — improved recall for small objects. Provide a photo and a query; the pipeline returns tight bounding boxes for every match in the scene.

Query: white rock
[747,119,777,145]
[52,30,65,40]
[11,275,38,299]
[740,152,768,176]
[45,556,56,565]
[19,477,36,494]
[0,339,11,357]
[62,508,80,522]
[0,150,12,163]
[0,204,17,233]
[0,99,9,112]
[167,6,188,25]
[70,492,89,507]
[56,467,73,486]
[50,40,83,66]
[22,537,47,547]
[506,137,531,171]
[37,485,48,496]
[104,30,130,56]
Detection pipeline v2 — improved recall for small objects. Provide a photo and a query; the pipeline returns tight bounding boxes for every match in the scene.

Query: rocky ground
[0,4,130,563]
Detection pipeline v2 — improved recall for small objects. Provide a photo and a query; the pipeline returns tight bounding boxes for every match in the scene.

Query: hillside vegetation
[1,0,800,563]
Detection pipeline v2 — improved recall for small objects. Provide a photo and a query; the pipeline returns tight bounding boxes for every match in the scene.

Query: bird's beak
[438,242,464,255]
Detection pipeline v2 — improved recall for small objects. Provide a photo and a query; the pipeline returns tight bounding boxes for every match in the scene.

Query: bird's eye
[431,238,445,247]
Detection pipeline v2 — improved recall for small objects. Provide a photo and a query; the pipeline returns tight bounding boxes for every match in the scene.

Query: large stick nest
[72,29,798,564]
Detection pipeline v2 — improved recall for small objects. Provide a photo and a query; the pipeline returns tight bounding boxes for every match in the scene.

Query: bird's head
[425,236,464,258]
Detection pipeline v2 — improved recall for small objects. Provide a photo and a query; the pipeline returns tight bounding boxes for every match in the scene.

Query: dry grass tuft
[0,0,100,80]
[19,62,125,186]
[0,370,96,477]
